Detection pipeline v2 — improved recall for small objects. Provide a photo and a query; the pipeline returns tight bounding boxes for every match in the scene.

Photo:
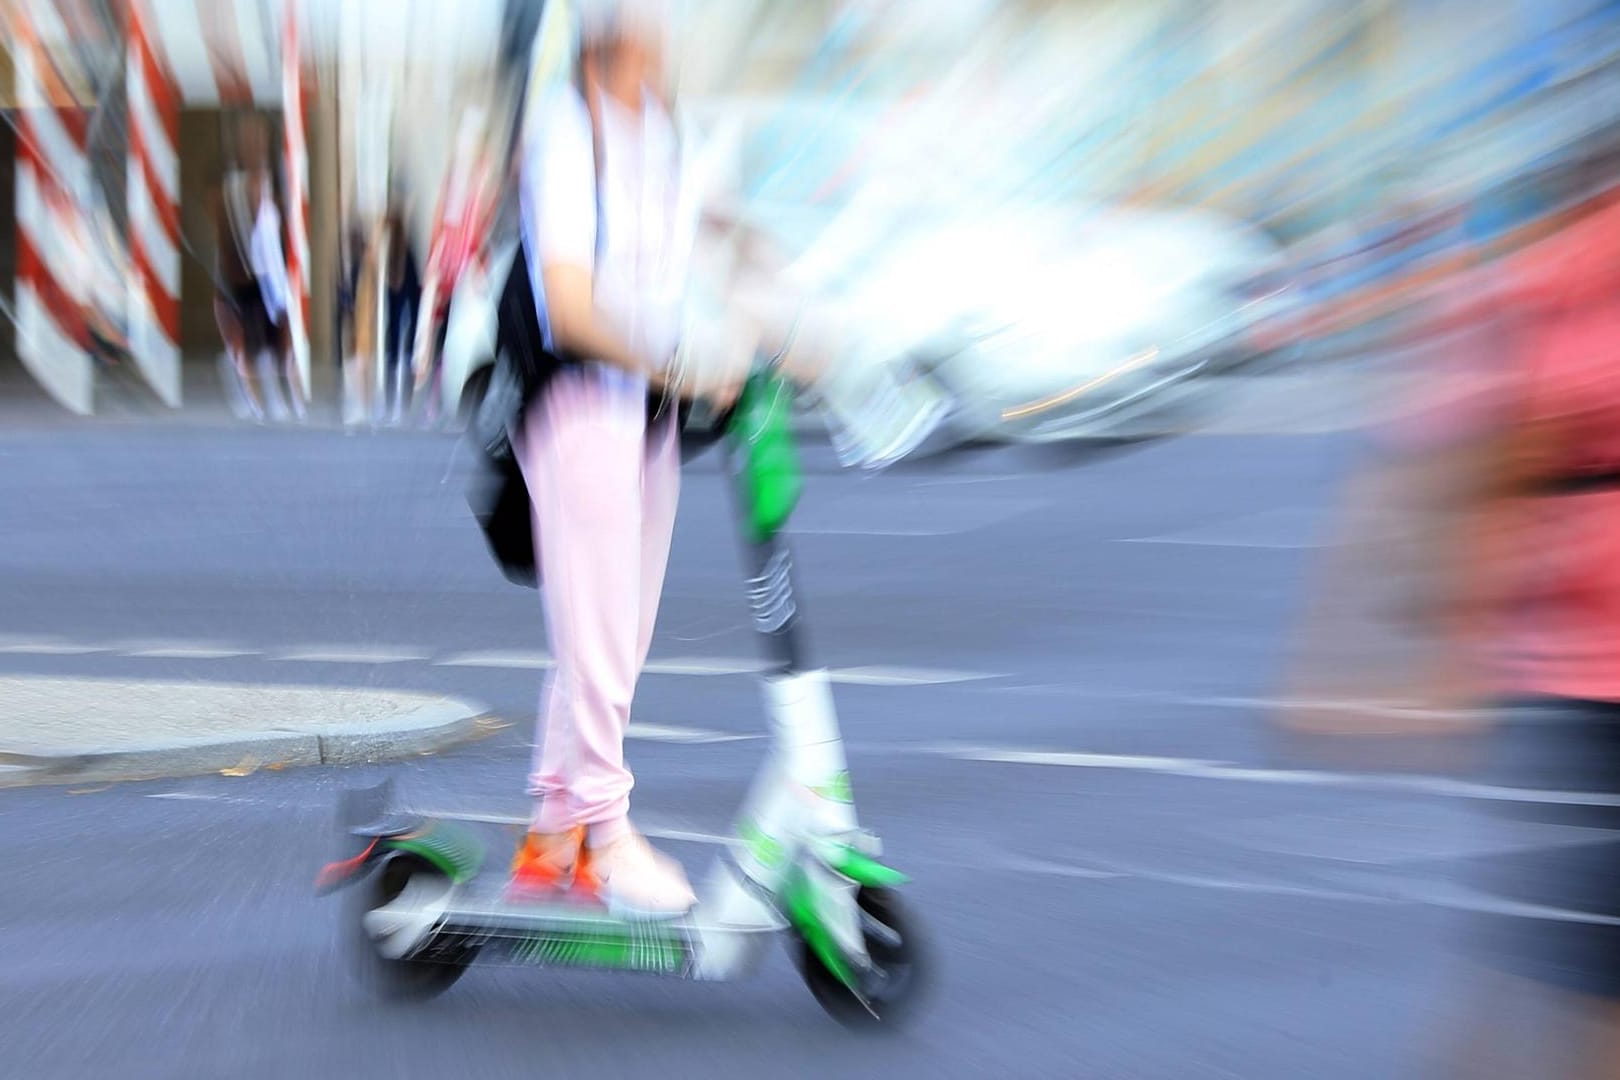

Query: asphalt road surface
[0,416,1493,1079]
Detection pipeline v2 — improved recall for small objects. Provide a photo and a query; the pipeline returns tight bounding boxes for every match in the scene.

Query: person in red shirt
[1283,133,1620,1078]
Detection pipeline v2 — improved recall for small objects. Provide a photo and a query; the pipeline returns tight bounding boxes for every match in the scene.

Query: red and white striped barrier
[281,0,312,404]
[125,0,183,407]
[8,0,96,415]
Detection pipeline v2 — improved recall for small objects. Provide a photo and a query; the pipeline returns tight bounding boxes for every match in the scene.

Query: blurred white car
[438,194,1297,448]
[724,195,1299,444]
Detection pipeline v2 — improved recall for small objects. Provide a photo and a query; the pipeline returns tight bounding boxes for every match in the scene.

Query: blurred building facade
[2,0,1616,413]
[0,0,513,415]
[685,0,1618,234]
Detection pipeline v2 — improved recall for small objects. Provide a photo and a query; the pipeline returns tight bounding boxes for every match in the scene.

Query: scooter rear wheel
[348,854,475,1001]
[797,886,931,1030]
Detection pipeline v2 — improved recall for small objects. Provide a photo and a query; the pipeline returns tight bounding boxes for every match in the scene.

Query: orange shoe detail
[571,843,603,900]
[508,827,586,895]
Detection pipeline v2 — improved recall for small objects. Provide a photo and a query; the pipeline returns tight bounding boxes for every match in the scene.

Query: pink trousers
[520,368,680,845]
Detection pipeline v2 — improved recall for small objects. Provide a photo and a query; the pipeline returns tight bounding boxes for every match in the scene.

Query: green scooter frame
[317,373,931,1029]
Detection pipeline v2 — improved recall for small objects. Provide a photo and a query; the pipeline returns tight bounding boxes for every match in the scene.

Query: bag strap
[522,80,603,348]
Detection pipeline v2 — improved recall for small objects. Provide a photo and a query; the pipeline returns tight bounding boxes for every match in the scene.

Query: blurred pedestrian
[337,222,367,426]
[214,114,301,422]
[380,195,421,426]
[1281,135,1620,1079]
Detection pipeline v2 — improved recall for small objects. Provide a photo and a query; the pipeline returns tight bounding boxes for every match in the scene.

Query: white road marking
[991,854,1125,881]
[1172,763,1364,787]
[641,658,764,676]
[934,745,1216,772]
[273,646,432,664]
[433,650,553,669]
[1118,507,1326,549]
[1312,872,1620,926]
[125,647,258,660]
[930,742,1620,806]
[995,853,1388,904]
[1375,880,1620,926]
[828,666,996,686]
[626,723,760,744]
[0,642,105,655]
[1190,694,1478,720]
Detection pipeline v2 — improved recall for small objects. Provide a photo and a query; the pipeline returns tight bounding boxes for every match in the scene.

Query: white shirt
[522,85,694,398]
[250,191,289,323]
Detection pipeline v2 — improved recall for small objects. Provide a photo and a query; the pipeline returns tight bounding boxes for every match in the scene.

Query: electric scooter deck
[346,814,796,981]
[348,808,786,956]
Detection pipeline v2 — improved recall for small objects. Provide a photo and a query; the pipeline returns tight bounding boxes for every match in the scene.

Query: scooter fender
[313,823,413,896]
[784,858,871,990]
[821,840,909,890]
[314,818,484,896]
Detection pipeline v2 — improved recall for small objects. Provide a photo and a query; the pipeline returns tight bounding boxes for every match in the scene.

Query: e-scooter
[316,373,930,1029]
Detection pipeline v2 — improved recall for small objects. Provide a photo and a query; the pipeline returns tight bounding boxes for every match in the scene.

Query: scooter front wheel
[796,886,931,1030]
[347,854,475,1001]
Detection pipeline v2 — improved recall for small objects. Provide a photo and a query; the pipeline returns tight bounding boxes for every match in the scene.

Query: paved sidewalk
[0,676,491,788]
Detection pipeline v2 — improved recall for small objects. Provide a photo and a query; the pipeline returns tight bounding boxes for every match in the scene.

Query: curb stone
[0,697,491,790]
[314,699,493,764]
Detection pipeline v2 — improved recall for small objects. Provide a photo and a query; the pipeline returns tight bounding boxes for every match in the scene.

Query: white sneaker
[585,831,696,919]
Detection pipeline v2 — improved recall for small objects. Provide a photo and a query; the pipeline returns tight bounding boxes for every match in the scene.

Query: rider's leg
[526,414,679,841]
[516,371,693,911]
[574,413,694,913]
[523,370,643,832]
[631,415,680,703]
